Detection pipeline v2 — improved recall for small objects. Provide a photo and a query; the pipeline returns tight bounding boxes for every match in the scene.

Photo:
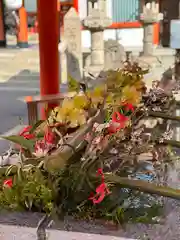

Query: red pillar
[57,0,61,42]
[153,23,160,46]
[17,5,28,48]
[37,0,59,117]
[0,0,6,47]
[74,0,79,12]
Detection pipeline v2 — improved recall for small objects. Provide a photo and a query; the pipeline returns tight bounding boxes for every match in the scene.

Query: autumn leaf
[68,109,87,128]
[73,95,90,109]
[121,86,142,106]
[93,85,106,97]
[55,108,67,123]
[61,98,75,111]
[87,86,106,107]
[68,75,79,91]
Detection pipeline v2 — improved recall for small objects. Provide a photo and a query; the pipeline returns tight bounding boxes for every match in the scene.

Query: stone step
[0,224,136,240]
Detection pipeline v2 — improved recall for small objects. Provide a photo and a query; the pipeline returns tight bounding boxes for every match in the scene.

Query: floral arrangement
[0,62,180,225]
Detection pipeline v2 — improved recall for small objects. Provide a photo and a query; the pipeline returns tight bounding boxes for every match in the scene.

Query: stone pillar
[64,8,83,81]
[83,0,112,76]
[58,40,68,84]
[140,1,163,56]
[138,1,163,70]
[143,23,154,56]
[91,30,104,66]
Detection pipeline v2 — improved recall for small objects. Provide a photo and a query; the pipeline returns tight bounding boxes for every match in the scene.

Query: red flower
[108,111,129,133]
[3,179,13,188]
[44,128,55,144]
[122,102,134,112]
[89,168,110,204]
[33,128,55,158]
[112,111,129,123]
[97,168,104,180]
[19,126,35,140]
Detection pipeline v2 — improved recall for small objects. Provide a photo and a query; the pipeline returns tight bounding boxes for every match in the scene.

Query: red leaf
[108,111,129,134]
[122,102,135,112]
[44,128,55,144]
[89,169,110,204]
[19,126,35,140]
[3,178,13,188]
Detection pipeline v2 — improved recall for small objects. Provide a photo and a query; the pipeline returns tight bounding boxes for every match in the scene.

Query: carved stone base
[137,55,162,69]
[86,64,104,77]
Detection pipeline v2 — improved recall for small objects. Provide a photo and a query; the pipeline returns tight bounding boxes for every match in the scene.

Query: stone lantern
[140,1,163,57]
[83,0,112,76]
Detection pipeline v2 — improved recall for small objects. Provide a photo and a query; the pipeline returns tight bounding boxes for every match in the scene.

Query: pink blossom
[33,128,55,157]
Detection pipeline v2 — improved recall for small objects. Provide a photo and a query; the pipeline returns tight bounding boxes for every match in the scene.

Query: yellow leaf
[68,109,87,128]
[87,86,105,107]
[68,75,79,91]
[61,98,74,111]
[132,80,145,91]
[122,86,141,105]
[93,85,106,96]
[73,95,90,109]
[55,108,68,123]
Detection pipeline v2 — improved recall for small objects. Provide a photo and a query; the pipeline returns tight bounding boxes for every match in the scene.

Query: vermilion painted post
[37,0,59,119]
[57,0,60,42]
[74,0,79,12]
[0,0,6,47]
[153,23,159,45]
[17,5,28,48]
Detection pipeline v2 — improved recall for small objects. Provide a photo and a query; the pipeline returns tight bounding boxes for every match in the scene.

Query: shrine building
[16,0,180,48]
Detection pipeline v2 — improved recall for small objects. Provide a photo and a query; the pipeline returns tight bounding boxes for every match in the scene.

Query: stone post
[137,1,163,71]
[58,39,68,85]
[83,0,112,76]
[140,2,163,57]
[64,8,83,81]
[91,30,104,66]
[143,23,154,56]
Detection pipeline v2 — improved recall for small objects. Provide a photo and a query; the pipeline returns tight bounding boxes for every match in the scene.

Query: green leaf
[1,135,34,151]
[29,120,44,134]
[68,75,79,91]
[6,165,17,176]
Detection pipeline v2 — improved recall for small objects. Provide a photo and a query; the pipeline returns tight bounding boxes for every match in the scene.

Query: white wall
[81,28,143,49]
[79,0,143,48]
[78,0,87,20]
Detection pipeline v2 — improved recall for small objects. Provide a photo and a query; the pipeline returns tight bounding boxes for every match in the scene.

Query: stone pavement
[0,225,136,240]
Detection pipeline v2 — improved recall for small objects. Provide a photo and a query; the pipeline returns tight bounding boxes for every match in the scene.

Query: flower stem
[157,139,180,148]
[148,111,180,121]
[104,174,180,200]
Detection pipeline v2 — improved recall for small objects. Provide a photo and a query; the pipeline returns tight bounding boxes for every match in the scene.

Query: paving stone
[0,224,136,240]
